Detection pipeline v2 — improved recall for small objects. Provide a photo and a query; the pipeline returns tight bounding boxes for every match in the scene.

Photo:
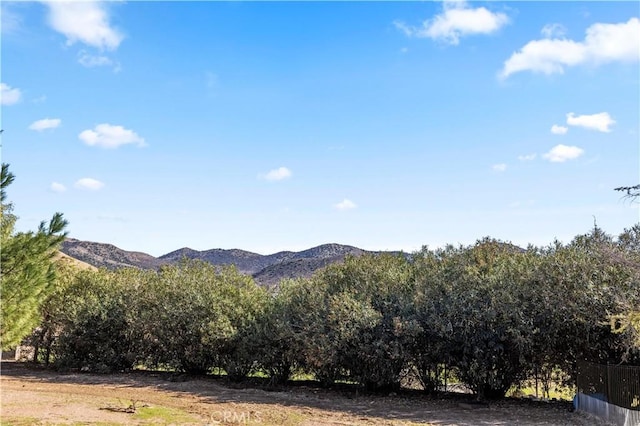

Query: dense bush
[299,254,417,391]
[31,225,639,400]
[250,279,305,384]
[133,260,267,376]
[413,241,532,398]
[53,269,143,371]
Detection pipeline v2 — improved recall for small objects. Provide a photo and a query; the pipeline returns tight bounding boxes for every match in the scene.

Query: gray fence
[576,361,640,426]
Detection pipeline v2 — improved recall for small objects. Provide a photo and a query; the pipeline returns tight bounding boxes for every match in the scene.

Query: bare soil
[1,361,606,425]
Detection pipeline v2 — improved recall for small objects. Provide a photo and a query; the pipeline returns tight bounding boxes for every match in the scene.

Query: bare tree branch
[614,184,640,200]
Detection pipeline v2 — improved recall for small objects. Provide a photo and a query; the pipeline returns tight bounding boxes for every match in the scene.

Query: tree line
[21,228,640,399]
[2,163,639,400]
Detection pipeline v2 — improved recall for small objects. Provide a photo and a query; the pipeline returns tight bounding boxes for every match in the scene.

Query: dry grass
[1,362,606,425]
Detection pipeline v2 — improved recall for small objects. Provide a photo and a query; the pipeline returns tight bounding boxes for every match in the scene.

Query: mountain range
[60,238,388,285]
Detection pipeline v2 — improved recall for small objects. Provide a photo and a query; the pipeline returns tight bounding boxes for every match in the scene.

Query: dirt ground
[1,361,607,425]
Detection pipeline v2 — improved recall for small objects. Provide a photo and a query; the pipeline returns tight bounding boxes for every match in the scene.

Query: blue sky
[2,1,639,256]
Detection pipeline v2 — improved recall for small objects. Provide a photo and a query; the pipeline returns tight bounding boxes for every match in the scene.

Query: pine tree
[1,163,68,350]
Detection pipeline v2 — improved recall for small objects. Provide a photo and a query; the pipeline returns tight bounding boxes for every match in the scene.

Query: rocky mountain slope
[159,247,279,275]
[60,239,379,285]
[61,238,167,270]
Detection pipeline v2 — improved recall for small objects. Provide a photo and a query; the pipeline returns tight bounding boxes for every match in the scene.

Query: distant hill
[285,243,366,261]
[60,239,390,285]
[253,256,347,286]
[159,247,275,275]
[161,243,369,284]
[252,244,367,286]
[61,238,166,270]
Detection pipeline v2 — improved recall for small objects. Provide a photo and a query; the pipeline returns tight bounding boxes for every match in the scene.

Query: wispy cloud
[543,144,584,163]
[42,1,124,50]
[79,124,146,148]
[50,182,67,193]
[517,153,537,161]
[550,124,568,135]
[260,167,292,182]
[566,112,615,133]
[1,4,22,34]
[500,18,640,78]
[78,50,120,71]
[394,0,508,45]
[74,178,105,191]
[492,163,507,172]
[29,118,61,131]
[1,83,21,105]
[541,23,567,39]
[335,198,357,211]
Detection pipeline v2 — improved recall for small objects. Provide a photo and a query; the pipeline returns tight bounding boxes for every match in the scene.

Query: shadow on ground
[1,361,599,426]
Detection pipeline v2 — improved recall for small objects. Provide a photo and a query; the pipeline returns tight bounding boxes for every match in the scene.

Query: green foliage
[612,312,640,347]
[251,279,305,384]
[28,260,88,364]
[413,240,538,399]
[1,163,68,350]
[411,231,639,399]
[133,405,200,424]
[536,226,638,370]
[134,260,234,374]
[299,254,416,391]
[27,214,638,401]
[609,224,640,353]
[49,259,267,375]
[53,268,143,371]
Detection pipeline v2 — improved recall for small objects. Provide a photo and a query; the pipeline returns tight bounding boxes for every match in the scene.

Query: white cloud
[78,50,112,67]
[394,21,415,38]
[29,118,61,131]
[79,124,146,148]
[518,153,537,161]
[541,23,567,39]
[586,18,640,64]
[394,1,508,45]
[492,163,507,172]
[500,18,640,78]
[335,199,357,211]
[551,124,568,135]
[566,112,615,133]
[261,167,292,182]
[543,144,584,162]
[50,182,67,193]
[43,1,124,50]
[1,83,21,105]
[501,39,586,77]
[74,178,105,190]
[1,4,22,34]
